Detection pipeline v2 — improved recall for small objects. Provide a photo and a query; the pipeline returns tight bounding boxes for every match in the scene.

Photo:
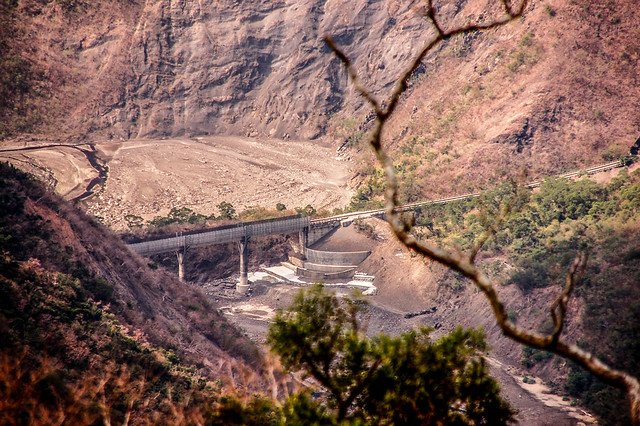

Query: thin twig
[550,252,588,344]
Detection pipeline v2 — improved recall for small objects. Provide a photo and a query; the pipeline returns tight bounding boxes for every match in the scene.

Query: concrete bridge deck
[128,215,310,256]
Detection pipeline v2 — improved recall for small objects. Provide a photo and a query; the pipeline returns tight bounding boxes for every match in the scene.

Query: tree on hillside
[268,285,514,425]
[324,0,640,423]
[217,201,237,220]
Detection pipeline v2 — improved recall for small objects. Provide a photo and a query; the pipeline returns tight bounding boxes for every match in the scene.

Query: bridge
[128,215,316,294]
[126,157,633,293]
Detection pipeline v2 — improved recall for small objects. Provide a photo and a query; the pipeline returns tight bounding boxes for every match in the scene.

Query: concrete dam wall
[305,248,371,266]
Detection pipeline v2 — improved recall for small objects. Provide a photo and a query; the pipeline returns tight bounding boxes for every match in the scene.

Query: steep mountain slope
[375,0,640,199]
[2,0,638,217]
[0,162,270,393]
[0,0,434,141]
[1,0,432,141]
[3,1,637,148]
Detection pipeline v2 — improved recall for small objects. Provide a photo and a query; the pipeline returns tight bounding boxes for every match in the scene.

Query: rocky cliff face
[5,0,436,141]
[123,0,431,140]
[4,1,640,183]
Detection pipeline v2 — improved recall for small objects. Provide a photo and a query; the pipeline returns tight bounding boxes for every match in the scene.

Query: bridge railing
[128,215,310,256]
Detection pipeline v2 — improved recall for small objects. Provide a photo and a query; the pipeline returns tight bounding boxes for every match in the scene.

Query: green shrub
[522,347,552,368]
[294,204,316,217]
[124,214,144,228]
[510,264,549,292]
[148,206,211,227]
[217,201,237,220]
[268,285,514,424]
[83,277,115,304]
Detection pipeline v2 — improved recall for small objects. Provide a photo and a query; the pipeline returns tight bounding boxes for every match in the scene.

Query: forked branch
[325,0,640,423]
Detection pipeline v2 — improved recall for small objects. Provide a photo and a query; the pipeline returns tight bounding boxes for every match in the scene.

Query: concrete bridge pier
[176,248,186,282]
[298,226,309,259]
[237,237,250,295]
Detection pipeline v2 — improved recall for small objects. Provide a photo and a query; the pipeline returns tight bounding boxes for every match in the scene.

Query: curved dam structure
[305,248,371,266]
[287,248,371,281]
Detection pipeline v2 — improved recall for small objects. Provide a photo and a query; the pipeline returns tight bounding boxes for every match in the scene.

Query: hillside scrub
[0,161,298,423]
[0,255,219,425]
[324,0,640,421]
[0,261,517,424]
[413,172,639,283]
[0,162,267,386]
[413,167,640,425]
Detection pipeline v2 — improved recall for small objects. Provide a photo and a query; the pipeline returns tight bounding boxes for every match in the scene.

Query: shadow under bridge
[127,215,311,293]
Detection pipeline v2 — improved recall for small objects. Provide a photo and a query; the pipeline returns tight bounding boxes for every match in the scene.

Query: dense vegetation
[410,169,640,424]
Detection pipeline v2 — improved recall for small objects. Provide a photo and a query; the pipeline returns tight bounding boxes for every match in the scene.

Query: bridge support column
[176,249,185,282]
[237,237,250,295]
[298,226,309,260]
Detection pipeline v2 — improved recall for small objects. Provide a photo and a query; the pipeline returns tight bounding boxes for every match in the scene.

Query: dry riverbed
[0,136,353,229]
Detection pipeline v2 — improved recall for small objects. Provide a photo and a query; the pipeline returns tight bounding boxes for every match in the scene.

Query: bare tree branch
[325,37,384,116]
[549,252,587,344]
[325,0,640,423]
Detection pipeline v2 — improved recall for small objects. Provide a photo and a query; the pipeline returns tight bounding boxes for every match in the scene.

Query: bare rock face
[119,0,435,140]
[6,0,435,141]
[4,0,640,186]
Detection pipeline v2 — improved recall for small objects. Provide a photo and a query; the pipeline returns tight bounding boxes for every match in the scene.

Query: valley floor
[0,136,353,229]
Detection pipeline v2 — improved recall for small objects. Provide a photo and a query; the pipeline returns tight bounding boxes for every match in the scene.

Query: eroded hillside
[371,0,640,200]
[1,0,435,141]
[4,0,637,152]
[2,1,639,217]
[0,163,272,398]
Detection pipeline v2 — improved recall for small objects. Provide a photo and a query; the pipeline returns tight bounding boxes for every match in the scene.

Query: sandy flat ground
[87,136,352,228]
[1,136,353,229]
